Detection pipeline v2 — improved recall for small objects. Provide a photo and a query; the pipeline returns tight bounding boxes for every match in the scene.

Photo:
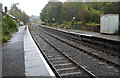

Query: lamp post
[73,17,76,30]
[52,18,55,23]
[73,17,75,20]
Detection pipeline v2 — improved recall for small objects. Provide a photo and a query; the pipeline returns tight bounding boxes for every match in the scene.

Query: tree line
[40,2,120,24]
[9,3,29,24]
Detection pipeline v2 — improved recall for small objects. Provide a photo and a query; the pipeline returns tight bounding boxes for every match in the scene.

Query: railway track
[30,27,96,78]
[39,25,120,68]
[41,25,120,56]
[29,25,119,77]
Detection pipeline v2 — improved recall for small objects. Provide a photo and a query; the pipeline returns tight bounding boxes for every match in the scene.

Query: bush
[51,23,58,27]
[2,15,17,42]
[2,34,12,42]
[2,15,17,33]
[60,24,65,28]
[88,9,102,23]
[75,21,86,25]
[86,22,100,26]
[59,21,72,29]
[41,22,46,25]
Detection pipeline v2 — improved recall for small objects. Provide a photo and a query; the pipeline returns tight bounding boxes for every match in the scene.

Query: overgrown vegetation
[9,3,29,24]
[2,3,30,42]
[40,2,120,31]
[2,14,17,42]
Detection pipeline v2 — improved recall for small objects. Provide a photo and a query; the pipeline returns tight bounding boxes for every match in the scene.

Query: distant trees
[40,2,120,24]
[40,2,62,23]
[9,3,29,24]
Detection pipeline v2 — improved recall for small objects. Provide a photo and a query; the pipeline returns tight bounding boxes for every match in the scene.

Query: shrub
[51,23,58,27]
[41,22,46,25]
[86,22,100,26]
[88,9,102,23]
[2,15,17,42]
[2,15,17,33]
[75,21,86,25]
[2,34,12,42]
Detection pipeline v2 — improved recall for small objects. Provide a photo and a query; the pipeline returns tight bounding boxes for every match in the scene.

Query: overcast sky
[0,0,66,16]
[0,0,119,16]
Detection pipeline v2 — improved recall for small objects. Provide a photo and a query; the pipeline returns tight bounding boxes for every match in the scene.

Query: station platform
[2,26,26,76]
[42,25,120,42]
[64,29,120,42]
[2,26,55,77]
[24,26,55,77]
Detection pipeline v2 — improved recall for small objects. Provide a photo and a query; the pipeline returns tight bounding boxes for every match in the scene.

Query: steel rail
[30,28,97,78]
[38,26,120,69]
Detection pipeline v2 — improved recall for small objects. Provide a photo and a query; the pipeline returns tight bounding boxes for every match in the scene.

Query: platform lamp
[72,17,76,30]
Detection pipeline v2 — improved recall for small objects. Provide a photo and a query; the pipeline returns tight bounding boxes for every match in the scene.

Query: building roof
[0,10,17,20]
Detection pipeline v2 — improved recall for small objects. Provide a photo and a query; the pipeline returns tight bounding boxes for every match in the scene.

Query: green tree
[9,3,29,24]
[40,2,120,25]
[40,2,62,23]
[2,15,17,33]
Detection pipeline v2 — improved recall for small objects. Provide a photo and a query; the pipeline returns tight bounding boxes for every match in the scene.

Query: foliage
[2,15,17,42]
[40,2,62,23]
[75,21,86,25]
[2,15,17,33]
[9,3,29,24]
[51,23,58,27]
[41,22,46,25]
[86,22,100,26]
[2,34,12,42]
[88,9,102,23]
[41,2,120,24]
[40,2,120,33]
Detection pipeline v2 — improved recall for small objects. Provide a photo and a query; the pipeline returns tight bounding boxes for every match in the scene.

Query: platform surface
[2,26,55,77]
[66,29,120,42]
[24,26,55,77]
[2,26,25,76]
[43,25,120,42]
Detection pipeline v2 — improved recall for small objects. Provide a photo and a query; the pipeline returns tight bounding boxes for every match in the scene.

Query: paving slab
[24,26,55,77]
[2,26,25,76]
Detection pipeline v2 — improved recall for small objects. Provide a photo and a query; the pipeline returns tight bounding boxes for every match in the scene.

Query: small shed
[100,14,119,34]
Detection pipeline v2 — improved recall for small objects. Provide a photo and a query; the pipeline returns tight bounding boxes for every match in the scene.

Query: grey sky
[0,0,119,16]
[0,0,66,16]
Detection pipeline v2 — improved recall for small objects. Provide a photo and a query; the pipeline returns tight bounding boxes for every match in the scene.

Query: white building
[100,14,119,34]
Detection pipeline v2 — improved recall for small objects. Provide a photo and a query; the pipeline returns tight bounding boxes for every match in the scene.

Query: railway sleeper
[58,67,81,74]
[47,55,62,58]
[51,60,70,64]
[59,68,86,77]
[54,63,72,67]
[55,64,76,70]
[60,72,82,77]
[54,63,75,69]
[49,57,65,61]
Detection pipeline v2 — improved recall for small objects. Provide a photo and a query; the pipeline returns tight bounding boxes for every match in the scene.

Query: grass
[2,29,17,42]
[2,34,12,42]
